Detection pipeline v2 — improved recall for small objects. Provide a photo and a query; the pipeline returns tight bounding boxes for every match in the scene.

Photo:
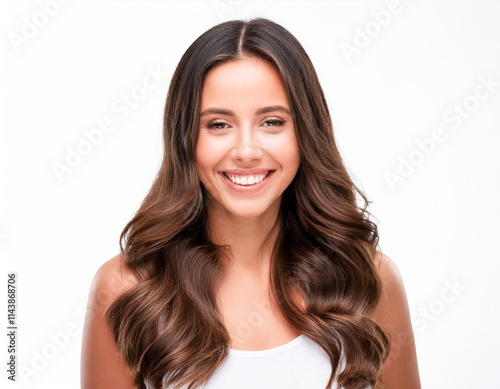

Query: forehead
[200,57,289,110]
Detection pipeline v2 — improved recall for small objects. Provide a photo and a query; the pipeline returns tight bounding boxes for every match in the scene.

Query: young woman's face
[196,56,300,219]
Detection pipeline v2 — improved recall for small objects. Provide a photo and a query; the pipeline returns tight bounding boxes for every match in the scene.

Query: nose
[230,124,263,163]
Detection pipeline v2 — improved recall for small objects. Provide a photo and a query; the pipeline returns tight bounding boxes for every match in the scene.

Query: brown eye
[207,121,229,130]
[263,119,286,127]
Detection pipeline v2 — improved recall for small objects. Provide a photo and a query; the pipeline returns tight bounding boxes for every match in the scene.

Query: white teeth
[225,172,269,186]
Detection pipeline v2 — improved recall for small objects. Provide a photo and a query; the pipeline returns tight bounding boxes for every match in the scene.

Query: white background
[1,1,499,388]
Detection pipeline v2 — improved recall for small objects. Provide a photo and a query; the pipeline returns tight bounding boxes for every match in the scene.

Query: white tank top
[148,334,350,389]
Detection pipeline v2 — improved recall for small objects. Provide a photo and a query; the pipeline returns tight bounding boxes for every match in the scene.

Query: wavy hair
[106,17,391,389]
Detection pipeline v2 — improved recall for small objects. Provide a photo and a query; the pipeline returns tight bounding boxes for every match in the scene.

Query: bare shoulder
[81,254,139,389]
[370,250,422,389]
[370,250,408,323]
[90,253,139,307]
[98,253,138,287]
[373,251,405,298]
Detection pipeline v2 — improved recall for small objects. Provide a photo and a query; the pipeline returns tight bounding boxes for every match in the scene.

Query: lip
[218,170,275,193]
[221,168,275,176]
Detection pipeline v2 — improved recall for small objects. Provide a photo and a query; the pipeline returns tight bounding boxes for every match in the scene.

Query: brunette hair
[106,17,390,389]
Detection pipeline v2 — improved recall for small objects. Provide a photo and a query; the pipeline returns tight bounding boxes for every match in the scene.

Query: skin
[80,56,421,389]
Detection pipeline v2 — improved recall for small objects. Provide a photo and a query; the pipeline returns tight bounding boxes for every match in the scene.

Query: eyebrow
[199,105,291,117]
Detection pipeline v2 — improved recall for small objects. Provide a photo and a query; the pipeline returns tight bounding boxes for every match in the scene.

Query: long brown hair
[106,17,390,389]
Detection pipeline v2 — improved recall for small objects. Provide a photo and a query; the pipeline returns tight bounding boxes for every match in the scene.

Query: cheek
[268,134,300,171]
[285,148,301,175]
[195,135,228,178]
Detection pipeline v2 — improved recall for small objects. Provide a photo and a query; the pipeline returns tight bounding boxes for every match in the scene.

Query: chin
[223,199,276,219]
[227,206,271,219]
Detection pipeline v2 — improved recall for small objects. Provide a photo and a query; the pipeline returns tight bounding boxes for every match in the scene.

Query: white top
[148,334,350,389]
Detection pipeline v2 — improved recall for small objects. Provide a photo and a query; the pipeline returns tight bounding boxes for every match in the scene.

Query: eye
[263,119,286,127]
[206,121,229,130]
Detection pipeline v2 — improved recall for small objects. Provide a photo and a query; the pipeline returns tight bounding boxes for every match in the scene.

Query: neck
[205,198,281,280]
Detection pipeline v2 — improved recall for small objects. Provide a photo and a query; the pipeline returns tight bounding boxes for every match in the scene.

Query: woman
[81,18,421,389]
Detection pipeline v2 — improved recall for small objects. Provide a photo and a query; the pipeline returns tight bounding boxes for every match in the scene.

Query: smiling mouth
[222,170,274,186]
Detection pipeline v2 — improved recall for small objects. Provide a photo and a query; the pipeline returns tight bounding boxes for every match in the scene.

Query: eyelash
[206,119,286,130]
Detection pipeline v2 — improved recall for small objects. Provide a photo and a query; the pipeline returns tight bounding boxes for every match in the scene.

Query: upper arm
[81,254,139,389]
[371,252,421,389]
